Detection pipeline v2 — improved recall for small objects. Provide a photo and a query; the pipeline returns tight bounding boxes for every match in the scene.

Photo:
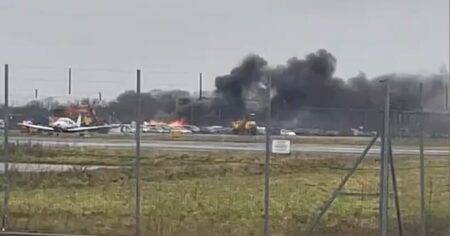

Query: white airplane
[18,115,115,134]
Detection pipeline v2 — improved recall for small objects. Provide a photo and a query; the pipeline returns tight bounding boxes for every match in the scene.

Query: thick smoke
[214,54,267,117]
[214,49,448,121]
[11,49,446,133]
[270,50,346,109]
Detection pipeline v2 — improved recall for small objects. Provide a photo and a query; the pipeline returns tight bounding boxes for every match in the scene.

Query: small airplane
[18,115,116,134]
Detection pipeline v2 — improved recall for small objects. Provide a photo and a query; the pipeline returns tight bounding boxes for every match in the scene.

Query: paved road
[10,136,449,156]
[0,162,118,173]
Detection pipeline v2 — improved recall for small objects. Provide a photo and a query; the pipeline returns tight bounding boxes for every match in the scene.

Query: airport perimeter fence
[0,64,448,236]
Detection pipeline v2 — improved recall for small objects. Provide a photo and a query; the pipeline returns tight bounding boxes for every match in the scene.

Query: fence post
[447,79,450,236]
[135,69,142,236]
[2,64,9,231]
[263,76,271,236]
[419,83,426,236]
[379,80,390,236]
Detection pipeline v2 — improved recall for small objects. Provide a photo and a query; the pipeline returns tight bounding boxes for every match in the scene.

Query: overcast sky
[0,0,448,105]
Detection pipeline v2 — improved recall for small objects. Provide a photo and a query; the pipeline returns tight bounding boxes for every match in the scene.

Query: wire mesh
[0,64,448,235]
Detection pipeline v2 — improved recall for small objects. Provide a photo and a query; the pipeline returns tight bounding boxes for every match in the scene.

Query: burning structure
[53,104,100,126]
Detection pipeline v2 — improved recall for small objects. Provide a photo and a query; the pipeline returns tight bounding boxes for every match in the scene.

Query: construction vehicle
[231,113,257,135]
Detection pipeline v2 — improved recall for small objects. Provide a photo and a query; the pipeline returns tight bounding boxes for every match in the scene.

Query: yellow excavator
[231,113,257,135]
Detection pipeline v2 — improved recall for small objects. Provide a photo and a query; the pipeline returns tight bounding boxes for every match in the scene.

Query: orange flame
[147,118,188,127]
[168,118,188,127]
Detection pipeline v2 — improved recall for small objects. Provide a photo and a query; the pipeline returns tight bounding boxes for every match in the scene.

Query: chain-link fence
[0,64,448,235]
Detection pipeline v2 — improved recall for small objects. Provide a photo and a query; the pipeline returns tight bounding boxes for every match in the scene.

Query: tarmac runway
[9,135,449,156]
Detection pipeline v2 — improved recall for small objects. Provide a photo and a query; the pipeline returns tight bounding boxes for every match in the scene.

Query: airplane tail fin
[76,114,82,127]
[48,116,55,125]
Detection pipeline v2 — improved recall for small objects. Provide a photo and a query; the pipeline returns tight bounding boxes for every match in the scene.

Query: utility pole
[175,98,179,116]
[34,89,38,99]
[419,83,426,236]
[2,64,10,231]
[134,69,142,236]
[379,79,390,236]
[445,84,448,110]
[263,76,271,236]
[98,92,102,102]
[190,101,194,124]
[68,67,72,95]
[199,73,203,100]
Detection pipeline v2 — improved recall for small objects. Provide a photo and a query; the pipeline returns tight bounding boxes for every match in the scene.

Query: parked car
[182,125,201,133]
[324,130,340,136]
[398,128,412,137]
[350,127,375,136]
[142,125,150,133]
[120,124,135,134]
[280,129,296,136]
[218,127,233,134]
[294,128,322,136]
[200,126,222,133]
[256,126,266,135]
[171,126,193,134]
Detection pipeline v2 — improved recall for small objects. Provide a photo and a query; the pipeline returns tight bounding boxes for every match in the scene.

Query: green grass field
[1,144,449,235]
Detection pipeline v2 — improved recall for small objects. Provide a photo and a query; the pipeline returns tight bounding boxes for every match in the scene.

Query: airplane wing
[66,125,114,132]
[17,122,54,131]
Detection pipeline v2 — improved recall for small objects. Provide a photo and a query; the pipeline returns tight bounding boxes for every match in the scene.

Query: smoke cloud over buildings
[213,49,448,121]
[9,49,448,134]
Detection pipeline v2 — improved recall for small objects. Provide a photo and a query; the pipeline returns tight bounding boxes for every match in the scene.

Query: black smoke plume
[214,54,267,117]
[214,49,448,122]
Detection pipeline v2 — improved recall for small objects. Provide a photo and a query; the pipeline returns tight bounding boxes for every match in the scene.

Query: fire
[168,118,188,127]
[147,118,188,127]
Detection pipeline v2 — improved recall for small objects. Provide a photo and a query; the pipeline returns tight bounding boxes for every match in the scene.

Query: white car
[172,127,193,134]
[142,125,150,133]
[280,129,296,136]
[183,125,201,133]
[120,124,135,134]
[256,126,266,135]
